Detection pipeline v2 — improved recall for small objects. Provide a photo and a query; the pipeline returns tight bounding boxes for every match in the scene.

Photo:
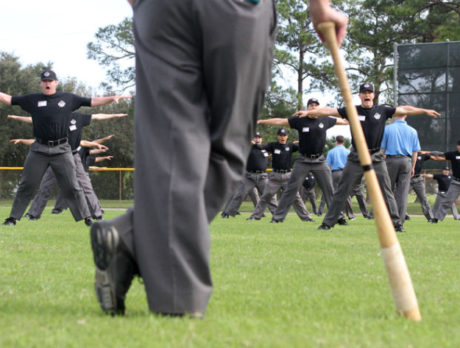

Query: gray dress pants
[386,156,412,226]
[272,155,334,221]
[9,142,89,221]
[300,186,317,214]
[28,153,102,218]
[223,172,277,216]
[124,0,275,314]
[410,176,433,220]
[322,151,400,227]
[251,171,308,220]
[433,181,460,221]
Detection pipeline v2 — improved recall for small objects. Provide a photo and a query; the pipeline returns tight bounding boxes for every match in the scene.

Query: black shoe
[317,223,331,230]
[363,214,373,220]
[25,213,39,221]
[85,217,94,226]
[221,212,229,218]
[395,224,406,233]
[348,216,356,221]
[91,221,139,316]
[302,217,315,222]
[270,218,282,223]
[405,215,410,221]
[93,216,104,221]
[3,217,16,226]
[51,208,63,215]
[316,212,323,217]
[430,218,438,223]
[337,218,348,226]
[246,216,260,221]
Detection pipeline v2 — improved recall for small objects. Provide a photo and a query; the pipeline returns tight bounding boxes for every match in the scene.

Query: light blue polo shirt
[326,144,350,171]
[381,120,421,156]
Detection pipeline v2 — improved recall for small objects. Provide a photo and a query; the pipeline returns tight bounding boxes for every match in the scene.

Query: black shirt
[11,92,91,141]
[288,116,336,155]
[338,104,395,150]
[414,154,430,175]
[246,144,269,172]
[68,113,92,150]
[263,142,299,170]
[302,174,316,191]
[78,147,91,172]
[444,151,460,178]
[433,174,451,192]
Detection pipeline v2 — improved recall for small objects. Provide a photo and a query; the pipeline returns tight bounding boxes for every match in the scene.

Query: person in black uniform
[257,98,349,223]
[247,128,311,221]
[8,114,126,220]
[409,151,435,222]
[300,172,319,215]
[294,82,440,231]
[0,70,130,226]
[426,142,460,221]
[221,132,277,218]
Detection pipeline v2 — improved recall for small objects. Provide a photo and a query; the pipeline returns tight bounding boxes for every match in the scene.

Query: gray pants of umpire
[386,156,412,226]
[27,153,102,218]
[322,151,400,227]
[433,181,460,221]
[300,186,317,214]
[251,171,309,220]
[272,154,336,221]
[410,176,433,220]
[318,181,369,216]
[332,169,354,218]
[9,143,89,221]
[223,172,277,216]
[110,0,275,314]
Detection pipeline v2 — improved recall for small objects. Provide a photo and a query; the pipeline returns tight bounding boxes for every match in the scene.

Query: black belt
[386,154,411,158]
[248,170,265,174]
[331,169,344,172]
[274,169,291,173]
[35,137,68,146]
[302,153,322,159]
[368,148,381,154]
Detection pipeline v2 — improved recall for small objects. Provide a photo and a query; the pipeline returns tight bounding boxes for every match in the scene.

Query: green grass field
[1,204,460,347]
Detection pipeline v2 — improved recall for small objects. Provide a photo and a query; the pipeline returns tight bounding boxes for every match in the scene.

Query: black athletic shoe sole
[90,222,123,315]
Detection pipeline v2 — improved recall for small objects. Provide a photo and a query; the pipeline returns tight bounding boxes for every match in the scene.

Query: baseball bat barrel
[317,22,421,321]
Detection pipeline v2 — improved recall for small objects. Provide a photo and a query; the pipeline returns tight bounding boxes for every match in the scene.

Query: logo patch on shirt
[374,113,381,120]
[274,149,281,154]
[69,125,77,131]
[70,119,76,124]
[38,101,47,107]
[358,115,366,121]
[285,147,290,151]
[302,127,310,132]
[456,156,460,160]
[58,100,66,108]
[319,123,324,128]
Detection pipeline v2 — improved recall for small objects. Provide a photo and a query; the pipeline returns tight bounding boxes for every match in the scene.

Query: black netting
[396,41,460,170]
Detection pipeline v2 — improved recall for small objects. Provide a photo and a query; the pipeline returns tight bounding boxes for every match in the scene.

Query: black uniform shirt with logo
[67,113,92,150]
[433,174,451,192]
[414,154,430,176]
[338,105,395,150]
[288,116,336,155]
[263,142,299,170]
[444,151,460,179]
[11,92,91,141]
[302,173,316,190]
[246,144,269,172]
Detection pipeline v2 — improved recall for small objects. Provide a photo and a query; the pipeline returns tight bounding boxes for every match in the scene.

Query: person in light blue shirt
[325,136,355,219]
[381,114,421,231]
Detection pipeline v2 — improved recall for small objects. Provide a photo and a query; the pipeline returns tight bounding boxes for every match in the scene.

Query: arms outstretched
[80,140,109,151]
[0,92,12,106]
[8,115,33,123]
[293,107,340,118]
[394,105,440,118]
[10,138,34,146]
[91,113,128,120]
[257,118,289,126]
[90,96,131,107]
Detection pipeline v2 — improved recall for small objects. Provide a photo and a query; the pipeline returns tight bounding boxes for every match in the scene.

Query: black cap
[41,70,57,81]
[277,128,288,135]
[359,82,374,93]
[307,98,320,106]
[443,166,450,171]
[254,132,262,137]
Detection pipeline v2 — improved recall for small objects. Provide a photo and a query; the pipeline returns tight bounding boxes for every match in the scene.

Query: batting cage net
[394,41,460,169]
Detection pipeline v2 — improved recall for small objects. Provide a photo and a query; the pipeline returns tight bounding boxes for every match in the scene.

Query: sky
[0,0,351,138]
[0,0,133,90]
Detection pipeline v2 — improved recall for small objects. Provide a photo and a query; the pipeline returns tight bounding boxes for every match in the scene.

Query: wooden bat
[317,22,421,321]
